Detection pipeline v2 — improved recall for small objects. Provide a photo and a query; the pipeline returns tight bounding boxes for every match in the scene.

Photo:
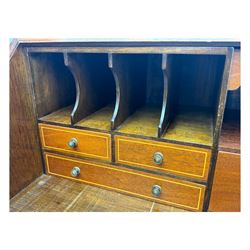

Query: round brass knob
[153,152,164,165]
[152,185,162,197]
[71,166,80,177]
[68,138,78,148]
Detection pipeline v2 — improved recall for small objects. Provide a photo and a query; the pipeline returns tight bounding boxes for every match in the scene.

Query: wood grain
[162,109,213,147]
[204,48,235,211]
[27,46,230,55]
[219,112,240,153]
[75,104,114,131]
[115,135,211,181]
[14,39,241,48]
[172,54,225,109]
[44,153,206,211]
[228,49,240,90]
[158,54,175,137]
[116,106,161,137]
[39,104,115,132]
[209,152,240,212]
[225,87,240,111]
[39,124,111,161]
[29,53,76,118]
[39,105,73,125]
[10,175,187,212]
[64,53,115,124]
[109,53,148,129]
[10,46,43,198]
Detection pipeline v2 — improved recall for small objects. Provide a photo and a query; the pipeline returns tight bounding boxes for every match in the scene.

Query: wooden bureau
[10,40,241,212]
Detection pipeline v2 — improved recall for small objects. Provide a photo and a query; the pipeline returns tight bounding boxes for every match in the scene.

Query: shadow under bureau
[10,41,240,211]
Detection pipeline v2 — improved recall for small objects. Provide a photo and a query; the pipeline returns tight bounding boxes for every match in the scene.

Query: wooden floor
[10,175,186,212]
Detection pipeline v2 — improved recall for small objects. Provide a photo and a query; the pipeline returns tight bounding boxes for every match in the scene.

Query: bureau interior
[30,51,227,147]
[112,53,165,137]
[30,52,116,131]
[161,54,226,147]
[29,53,76,125]
[65,53,116,131]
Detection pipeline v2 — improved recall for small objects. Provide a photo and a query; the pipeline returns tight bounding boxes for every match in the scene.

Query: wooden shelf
[75,104,114,131]
[116,106,162,137]
[39,105,73,125]
[162,110,213,147]
[39,104,115,132]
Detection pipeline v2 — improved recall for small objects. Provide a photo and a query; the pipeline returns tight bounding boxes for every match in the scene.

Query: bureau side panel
[209,151,240,212]
[10,46,43,198]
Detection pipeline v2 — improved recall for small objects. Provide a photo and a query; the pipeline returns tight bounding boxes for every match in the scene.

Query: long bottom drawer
[44,153,206,211]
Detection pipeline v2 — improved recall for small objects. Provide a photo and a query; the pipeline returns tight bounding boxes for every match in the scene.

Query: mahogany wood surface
[39,124,111,161]
[161,109,213,147]
[29,53,76,118]
[28,46,230,55]
[115,135,211,181]
[219,116,240,153]
[116,106,161,138]
[209,152,240,212]
[158,54,174,137]
[75,104,114,131]
[10,46,43,198]
[203,48,234,211]
[64,53,115,124]
[44,153,205,211]
[39,105,72,125]
[109,54,148,129]
[170,54,225,109]
[228,49,240,90]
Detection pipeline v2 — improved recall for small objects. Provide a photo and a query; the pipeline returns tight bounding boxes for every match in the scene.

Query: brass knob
[153,152,164,165]
[68,138,78,148]
[71,166,80,177]
[152,185,162,197]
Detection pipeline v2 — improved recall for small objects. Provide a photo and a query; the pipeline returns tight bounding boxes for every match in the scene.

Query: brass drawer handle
[153,152,164,165]
[152,185,162,197]
[71,166,80,177]
[68,138,78,148]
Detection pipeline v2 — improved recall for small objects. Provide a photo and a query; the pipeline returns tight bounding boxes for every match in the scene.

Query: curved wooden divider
[158,54,174,137]
[109,53,147,130]
[64,53,115,125]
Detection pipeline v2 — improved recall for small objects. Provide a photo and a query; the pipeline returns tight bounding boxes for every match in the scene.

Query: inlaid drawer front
[45,153,206,211]
[39,124,111,161]
[115,135,211,180]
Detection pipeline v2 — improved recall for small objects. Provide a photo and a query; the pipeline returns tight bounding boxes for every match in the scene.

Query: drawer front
[44,153,205,211]
[39,124,111,161]
[115,135,211,180]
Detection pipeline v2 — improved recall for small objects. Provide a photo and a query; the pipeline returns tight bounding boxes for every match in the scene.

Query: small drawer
[115,135,211,181]
[44,152,206,211]
[39,124,111,161]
